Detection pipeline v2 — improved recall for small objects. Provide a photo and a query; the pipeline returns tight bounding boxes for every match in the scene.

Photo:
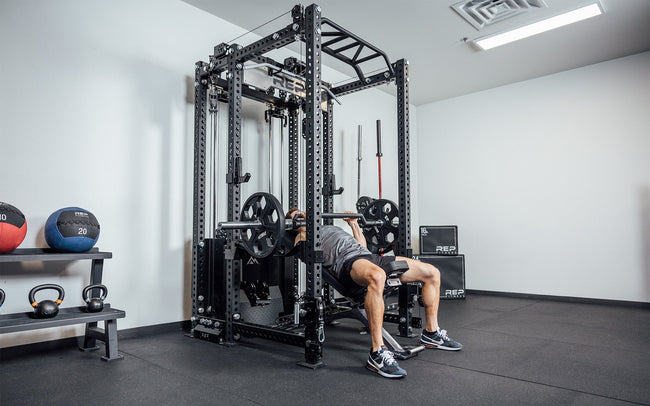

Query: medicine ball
[0,202,28,254]
[44,207,100,252]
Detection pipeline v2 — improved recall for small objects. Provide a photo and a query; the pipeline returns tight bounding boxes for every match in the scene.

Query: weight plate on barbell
[356,196,374,214]
[275,229,299,257]
[239,192,285,259]
[362,199,399,255]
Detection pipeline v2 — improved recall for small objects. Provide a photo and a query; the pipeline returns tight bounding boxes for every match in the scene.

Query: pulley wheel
[362,199,399,254]
[239,192,285,258]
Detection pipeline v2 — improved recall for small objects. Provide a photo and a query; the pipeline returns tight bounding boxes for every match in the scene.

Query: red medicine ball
[0,202,28,253]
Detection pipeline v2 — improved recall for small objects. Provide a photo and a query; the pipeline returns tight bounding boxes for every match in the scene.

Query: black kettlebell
[82,284,107,313]
[29,284,65,318]
[0,288,5,308]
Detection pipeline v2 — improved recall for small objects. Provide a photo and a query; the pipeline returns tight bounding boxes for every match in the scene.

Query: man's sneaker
[420,328,462,351]
[366,346,407,378]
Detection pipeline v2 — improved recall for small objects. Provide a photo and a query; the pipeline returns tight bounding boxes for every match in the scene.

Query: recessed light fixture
[473,2,604,50]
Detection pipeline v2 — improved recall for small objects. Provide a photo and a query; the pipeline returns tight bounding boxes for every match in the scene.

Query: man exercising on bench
[287,208,462,379]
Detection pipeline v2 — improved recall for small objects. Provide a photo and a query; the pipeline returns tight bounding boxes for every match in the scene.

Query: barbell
[218,210,385,231]
[216,192,399,258]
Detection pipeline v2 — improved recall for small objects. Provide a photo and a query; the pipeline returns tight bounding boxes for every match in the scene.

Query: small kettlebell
[29,284,65,318]
[0,288,5,308]
[82,284,107,313]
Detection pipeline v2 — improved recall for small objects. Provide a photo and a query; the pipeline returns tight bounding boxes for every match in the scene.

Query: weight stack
[414,255,466,300]
[419,225,458,255]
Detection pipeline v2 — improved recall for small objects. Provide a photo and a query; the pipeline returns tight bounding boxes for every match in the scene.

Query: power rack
[191,3,414,367]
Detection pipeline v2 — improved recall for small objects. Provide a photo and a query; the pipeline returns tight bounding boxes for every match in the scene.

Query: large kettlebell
[82,284,107,313]
[29,284,65,318]
[0,288,5,308]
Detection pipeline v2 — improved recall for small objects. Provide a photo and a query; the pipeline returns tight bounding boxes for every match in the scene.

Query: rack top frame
[196,3,397,98]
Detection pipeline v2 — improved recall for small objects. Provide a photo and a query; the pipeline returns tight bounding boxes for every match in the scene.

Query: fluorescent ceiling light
[473,2,603,50]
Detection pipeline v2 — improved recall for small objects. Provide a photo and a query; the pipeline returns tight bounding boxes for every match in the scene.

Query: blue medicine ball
[44,207,100,252]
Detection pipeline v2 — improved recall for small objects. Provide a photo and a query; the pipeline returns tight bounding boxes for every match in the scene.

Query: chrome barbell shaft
[292,213,384,228]
[218,213,384,232]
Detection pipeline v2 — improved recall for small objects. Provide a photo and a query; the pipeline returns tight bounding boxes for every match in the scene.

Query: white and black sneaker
[420,328,462,351]
[366,346,407,378]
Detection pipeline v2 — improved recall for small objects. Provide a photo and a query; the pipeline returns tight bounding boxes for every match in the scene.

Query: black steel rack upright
[191,3,413,367]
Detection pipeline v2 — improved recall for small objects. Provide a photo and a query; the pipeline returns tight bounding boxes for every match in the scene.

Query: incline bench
[322,259,425,359]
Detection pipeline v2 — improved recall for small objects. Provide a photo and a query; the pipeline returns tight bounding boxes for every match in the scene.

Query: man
[287,208,462,379]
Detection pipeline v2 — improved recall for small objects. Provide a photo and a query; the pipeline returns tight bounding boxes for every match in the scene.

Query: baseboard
[467,289,650,309]
[0,320,192,358]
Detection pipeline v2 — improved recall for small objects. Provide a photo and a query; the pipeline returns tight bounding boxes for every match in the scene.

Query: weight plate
[239,192,285,259]
[356,196,374,214]
[362,199,399,254]
[275,229,300,257]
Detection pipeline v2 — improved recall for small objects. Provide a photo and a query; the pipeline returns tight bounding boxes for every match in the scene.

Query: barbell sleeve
[322,213,385,227]
[363,219,384,227]
[218,220,263,230]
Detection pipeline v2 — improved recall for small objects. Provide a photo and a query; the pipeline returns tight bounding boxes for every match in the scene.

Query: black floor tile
[1,294,648,406]
[465,300,650,349]
[419,328,649,404]
[0,344,258,406]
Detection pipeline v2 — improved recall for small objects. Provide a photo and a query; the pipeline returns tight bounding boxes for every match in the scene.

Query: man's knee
[420,263,441,284]
[366,267,387,291]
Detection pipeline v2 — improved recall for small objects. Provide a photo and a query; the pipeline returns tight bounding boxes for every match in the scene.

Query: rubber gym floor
[1,293,648,406]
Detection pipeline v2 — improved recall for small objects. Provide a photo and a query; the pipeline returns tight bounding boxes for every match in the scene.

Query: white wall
[416,52,650,303]
[0,0,416,346]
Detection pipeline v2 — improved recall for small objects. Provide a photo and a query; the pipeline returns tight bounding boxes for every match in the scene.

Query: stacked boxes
[415,226,465,299]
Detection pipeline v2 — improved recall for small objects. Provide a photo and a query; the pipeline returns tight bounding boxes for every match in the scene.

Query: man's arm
[343,212,367,248]
[291,211,307,246]
[294,230,306,245]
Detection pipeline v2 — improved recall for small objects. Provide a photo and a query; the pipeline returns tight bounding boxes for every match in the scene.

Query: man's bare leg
[349,259,387,351]
[349,258,408,378]
[397,256,462,350]
[396,256,440,331]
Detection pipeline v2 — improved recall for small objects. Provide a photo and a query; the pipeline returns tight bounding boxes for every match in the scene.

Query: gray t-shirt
[321,225,371,277]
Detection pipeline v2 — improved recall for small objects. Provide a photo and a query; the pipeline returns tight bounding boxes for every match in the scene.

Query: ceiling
[183,0,650,105]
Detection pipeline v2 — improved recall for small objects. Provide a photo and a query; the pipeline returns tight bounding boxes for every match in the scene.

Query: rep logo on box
[436,245,457,253]
[445,289,464,297]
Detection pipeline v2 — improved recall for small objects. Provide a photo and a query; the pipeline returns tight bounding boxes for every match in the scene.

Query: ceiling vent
[452,0,548,30]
